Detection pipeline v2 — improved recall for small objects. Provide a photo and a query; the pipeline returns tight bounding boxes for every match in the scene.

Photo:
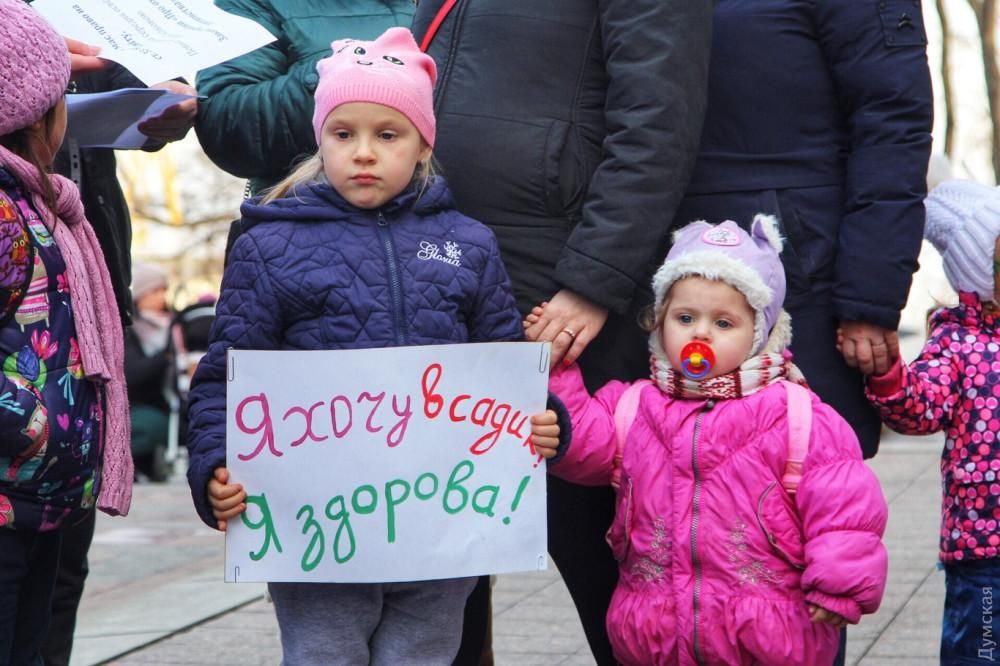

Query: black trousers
[40,510,95,666]
[0,527,63,666]
[543,306,650,665]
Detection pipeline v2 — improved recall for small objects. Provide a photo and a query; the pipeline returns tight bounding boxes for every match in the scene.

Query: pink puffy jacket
[549,365,888,666]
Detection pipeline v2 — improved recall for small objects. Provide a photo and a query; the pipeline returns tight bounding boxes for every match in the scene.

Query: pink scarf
[0,145,132,516]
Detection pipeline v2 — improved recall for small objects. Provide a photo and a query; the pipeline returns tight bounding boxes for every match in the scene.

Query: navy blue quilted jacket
[186,177,523,526]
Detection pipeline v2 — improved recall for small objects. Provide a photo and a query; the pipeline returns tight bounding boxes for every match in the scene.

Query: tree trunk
[970,0,1000,181]
[937,0,956,156]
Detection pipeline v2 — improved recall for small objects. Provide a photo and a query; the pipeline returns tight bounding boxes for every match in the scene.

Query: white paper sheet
[33,0,276,85]
[65,88,195,149]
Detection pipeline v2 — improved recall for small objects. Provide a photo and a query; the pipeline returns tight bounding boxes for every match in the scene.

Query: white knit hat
[924,179,1000,302]
[130,262,168,302]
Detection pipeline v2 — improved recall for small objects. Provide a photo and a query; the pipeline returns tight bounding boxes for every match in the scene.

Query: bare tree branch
[968,0,1000,181]
[937,0,956,155]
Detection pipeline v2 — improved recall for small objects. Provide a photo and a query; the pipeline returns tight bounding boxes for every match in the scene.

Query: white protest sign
[33,0,276,85]
[224,343,550,583]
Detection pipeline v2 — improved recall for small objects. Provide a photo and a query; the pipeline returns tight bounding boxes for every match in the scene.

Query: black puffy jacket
[413,1,713,321]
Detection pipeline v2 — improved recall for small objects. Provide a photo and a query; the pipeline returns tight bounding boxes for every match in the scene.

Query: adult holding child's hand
[413,3,713,663]
[837,321,901,378]
[665,4,933,663]
[523,289,608,369]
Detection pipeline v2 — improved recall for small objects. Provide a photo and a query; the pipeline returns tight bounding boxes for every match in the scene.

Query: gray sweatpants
[268,577,476,665]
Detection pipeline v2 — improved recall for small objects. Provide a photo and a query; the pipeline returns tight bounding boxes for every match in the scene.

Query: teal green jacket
[195,0,414,193]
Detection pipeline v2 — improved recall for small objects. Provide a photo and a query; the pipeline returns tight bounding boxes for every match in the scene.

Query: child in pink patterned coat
[530,216,888,666]
[860,179,1000,664]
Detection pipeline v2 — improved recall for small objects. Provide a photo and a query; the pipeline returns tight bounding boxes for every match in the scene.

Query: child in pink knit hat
[529,217,888,665]
[0,1,131,663]
[188,26,523,664]
[254,25,438,209]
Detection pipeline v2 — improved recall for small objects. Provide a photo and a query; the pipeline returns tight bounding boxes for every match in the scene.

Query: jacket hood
[933,291,997,331]
[239,174,455,224]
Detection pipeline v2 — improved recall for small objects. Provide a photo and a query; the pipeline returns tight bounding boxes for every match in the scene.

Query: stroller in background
[162,299,216,477]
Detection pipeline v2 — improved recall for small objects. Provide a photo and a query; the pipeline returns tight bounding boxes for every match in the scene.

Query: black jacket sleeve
[554,0,713,314]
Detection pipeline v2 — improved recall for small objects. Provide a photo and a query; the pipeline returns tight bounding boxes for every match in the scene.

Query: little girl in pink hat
[187,27,523,664]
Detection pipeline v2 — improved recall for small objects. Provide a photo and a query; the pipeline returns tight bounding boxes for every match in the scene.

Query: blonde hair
[260,147,438,206]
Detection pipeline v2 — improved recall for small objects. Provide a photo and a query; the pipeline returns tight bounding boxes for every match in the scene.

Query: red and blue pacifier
[680,341,715,380]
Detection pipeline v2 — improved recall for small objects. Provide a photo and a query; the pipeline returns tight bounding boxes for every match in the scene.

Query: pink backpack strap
[611,380,651,491]
[782,381,812,495]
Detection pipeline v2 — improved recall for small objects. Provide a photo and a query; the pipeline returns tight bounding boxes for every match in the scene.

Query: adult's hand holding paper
[66,88,196,149]
[32,0,276,85]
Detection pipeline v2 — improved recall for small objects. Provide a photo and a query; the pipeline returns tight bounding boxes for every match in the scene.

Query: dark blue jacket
[670,0,933,458]
[673,0,933,330]
[186,177,523,526]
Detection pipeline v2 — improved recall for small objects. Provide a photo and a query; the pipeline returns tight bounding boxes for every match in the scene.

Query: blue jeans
[942,560,1000,664]
[0,527,62,666]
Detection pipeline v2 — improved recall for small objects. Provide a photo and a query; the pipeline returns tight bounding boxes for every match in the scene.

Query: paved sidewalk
[66,429,945,666]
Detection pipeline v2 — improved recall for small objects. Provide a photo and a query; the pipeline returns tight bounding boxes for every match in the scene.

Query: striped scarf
[651,350,807,400]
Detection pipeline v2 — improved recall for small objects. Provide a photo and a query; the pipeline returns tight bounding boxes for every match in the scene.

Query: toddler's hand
[208,466,247,531]
[807,603,850,629]
[530,410,560,459]
[522,302,548,329]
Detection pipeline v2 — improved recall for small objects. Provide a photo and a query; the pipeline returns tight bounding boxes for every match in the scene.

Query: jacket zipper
[755,482,806,571]
[376,211,407,345]
[690,400,714,666]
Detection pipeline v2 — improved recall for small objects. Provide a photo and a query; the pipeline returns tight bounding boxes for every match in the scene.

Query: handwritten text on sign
[225,343,550,583]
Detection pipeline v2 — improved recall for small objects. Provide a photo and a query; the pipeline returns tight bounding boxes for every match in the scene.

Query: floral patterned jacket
[0,168,101,531]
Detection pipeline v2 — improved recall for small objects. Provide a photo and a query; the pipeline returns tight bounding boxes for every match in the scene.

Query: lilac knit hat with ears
[651,215,791,355]
[0,0,70,136]
[312,27,437,147]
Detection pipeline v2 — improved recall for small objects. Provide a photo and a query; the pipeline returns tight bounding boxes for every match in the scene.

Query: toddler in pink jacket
[530,216,888,665]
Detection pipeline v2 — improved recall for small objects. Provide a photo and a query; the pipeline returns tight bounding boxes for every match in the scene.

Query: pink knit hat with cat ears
[0,0,70,137]
[651,215,792,356]
[312,27,437,147]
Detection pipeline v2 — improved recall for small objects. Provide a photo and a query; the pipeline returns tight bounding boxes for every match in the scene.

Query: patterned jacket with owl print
[185,175,523,527]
